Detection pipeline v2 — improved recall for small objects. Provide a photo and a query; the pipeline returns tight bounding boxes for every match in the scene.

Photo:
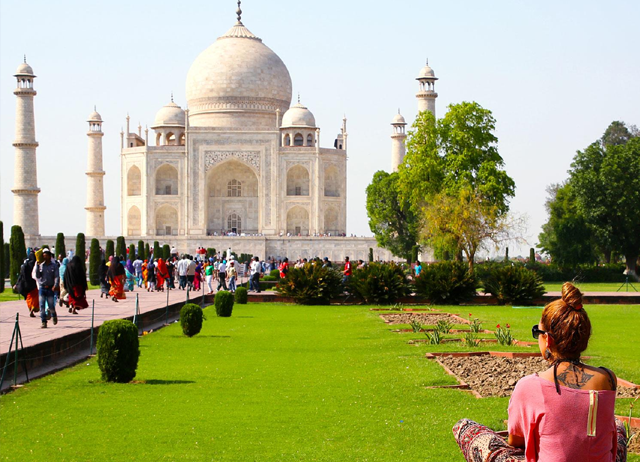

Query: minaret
[391,110,407,172]
[85,108,106,237]
[11,58,41,236]
[416,60,438,117]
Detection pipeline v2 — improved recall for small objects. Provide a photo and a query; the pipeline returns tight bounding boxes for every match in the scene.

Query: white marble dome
[391,113,406,125]
[185,22,292,125]
[87,110,103,122]
[418,64,436,79]
[152,101,185,128]
[281,103,316,128]
[15,62,34,76]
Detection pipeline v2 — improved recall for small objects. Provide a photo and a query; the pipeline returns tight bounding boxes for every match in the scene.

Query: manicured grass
[0,302,638,461]
[544,281,637,293]
[0,290,21,303]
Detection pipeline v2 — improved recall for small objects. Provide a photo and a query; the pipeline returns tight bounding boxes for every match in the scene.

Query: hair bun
[561,282,584,311]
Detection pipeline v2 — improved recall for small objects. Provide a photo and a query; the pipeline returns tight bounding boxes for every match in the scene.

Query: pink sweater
[508,374,617,462]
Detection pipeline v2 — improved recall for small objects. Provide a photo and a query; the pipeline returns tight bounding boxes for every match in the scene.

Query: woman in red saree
[194,262,202,291]
[156,258,168,291]
[64,255,89,313]
[108,257,127,302]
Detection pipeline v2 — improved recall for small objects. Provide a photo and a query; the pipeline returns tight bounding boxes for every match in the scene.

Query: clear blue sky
[1,0,638,256]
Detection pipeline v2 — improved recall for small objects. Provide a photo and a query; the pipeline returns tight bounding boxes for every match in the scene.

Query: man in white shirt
[250,256,262,293]
[177,255,190,290]
[187,257,196,289]
[217,260,228,291]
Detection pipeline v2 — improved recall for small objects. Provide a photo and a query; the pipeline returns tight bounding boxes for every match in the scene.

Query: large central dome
[186,20,292,129]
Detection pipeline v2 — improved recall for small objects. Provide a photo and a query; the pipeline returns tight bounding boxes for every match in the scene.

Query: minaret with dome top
[12,57,41,236]
[390,111,407,172]
[416,60,438,116]
[85,108,106,237]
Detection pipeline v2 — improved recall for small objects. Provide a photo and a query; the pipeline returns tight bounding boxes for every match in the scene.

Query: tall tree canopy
[537,182,599,266]
[398,102,516,267]
[365,171,420,261]
[570,129,640,276]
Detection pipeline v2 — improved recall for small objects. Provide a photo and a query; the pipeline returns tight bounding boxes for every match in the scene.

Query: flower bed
[380,312,467,325]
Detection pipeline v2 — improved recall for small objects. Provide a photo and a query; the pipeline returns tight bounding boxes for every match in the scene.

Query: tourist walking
[187,257,196,289]
[157,258,169,291]
[133,256,143,288]
[194,261,202,291]
[205,261,214,294]
[227,261,237,293]
[250,256,261,293]
[217,260,228,291]
[98,257,110,298]
[58,257,70,308]
[342,256,352,285]
[147,259,156,291]
[14,252,39,317]
[64,255,88,313]
[167,258,176,289]
[108,257,126,302]
[177,255,189,290]
[279,257,289,279]
[36,249,59,328]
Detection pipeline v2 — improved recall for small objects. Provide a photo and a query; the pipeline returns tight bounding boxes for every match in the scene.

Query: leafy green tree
[10,225,26,290]
[538,182,599,266]
[399,102,516,266]
[105,240,114,259]
[55,233,66,260]
[89,238,101,286]
[365,171,420,261]
[76,233,86,272]
[115,236,126,260]
[137,240,145,260]
[570,134,640,277]
[0,222,4,294]
[601,121,637,147]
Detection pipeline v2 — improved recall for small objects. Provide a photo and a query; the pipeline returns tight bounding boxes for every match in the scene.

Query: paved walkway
[0,286,207,356]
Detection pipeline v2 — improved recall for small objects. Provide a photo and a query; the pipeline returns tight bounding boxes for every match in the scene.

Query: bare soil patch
[434,355,640,399]
[380,313,464,325]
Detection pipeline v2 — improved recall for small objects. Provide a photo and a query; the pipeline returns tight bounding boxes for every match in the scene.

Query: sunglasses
[532,324,547,340]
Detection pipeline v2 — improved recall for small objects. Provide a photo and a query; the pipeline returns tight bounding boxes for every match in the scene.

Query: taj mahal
[10,2,439,261]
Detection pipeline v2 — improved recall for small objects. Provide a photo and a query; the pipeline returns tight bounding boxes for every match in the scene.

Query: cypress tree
[368,247,374,263]
[137,240,145,260]
[10,225,26,290]
[4,243,10,279]
[0,222,4,294]
[129,243,136,260]
[530,248,536,263]
[153,241,160,260]
[145,243,150,260]
[89,238,101,286]
[76,233,86,272]
[162,244,170,260]
[115,236,126,260]
[55,233,66,260]
[105,239,114,259]
[504,247,509,263]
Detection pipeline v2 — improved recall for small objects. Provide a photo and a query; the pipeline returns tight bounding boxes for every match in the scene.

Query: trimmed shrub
[235,286,248,304]
[368,247,374,262]
[153,241,160,260]
[262,275,277,282]
[482,265,545,305]
[180,303,204,337]
[89,238,101,286]
[207,247,216,259]
[145,243,150,261]
[9,225,26,290]
[215,291,235,317]
[0,222,3,294]
[76,233,86,271]
[162,244,170,260]
[414,261,478,305]
[529,248,535,263]
[269,269,280,278]
[105,239,114,259]
[4,243,9,279]
[137,240,145,260]
[115,236,126,260]
[55,232,66,259]
[275,263,342,304]
[97,319,140,383]
[128,243,136,260]
[348,262,410,304]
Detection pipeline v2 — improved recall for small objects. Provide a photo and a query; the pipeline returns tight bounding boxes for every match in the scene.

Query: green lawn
[544,281,638,293]
[0,302,638,461]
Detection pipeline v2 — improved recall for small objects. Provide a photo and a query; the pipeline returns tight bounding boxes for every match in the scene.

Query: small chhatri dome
[392,112,406,125]
[88,110,103,122]
[281,103,316,128]
[15,61,34,76]
[418,62,438,80]
[152,101,185,128]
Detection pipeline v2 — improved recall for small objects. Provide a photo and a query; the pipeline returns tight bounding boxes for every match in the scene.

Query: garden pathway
[0,286,205,356]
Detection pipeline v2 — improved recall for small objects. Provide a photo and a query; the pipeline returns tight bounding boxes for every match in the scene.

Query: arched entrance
[286,206,310,236]
[206,160,259,235]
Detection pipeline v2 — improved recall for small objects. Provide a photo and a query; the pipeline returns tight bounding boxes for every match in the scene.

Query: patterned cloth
[453,418,628,462]
[453,419,524,462]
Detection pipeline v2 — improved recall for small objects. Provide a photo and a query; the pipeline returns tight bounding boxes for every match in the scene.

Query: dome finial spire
[171,91,174,103]
[236,0,242,23]
[94,104,97,111]
[24,54,27,63]
[298,92,301,104]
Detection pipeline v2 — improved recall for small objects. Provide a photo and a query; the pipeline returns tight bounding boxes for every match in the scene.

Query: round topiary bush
[215,291,235,317]
[97,319,140,383]
[235,286,248,304]
[180,303,204,337]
